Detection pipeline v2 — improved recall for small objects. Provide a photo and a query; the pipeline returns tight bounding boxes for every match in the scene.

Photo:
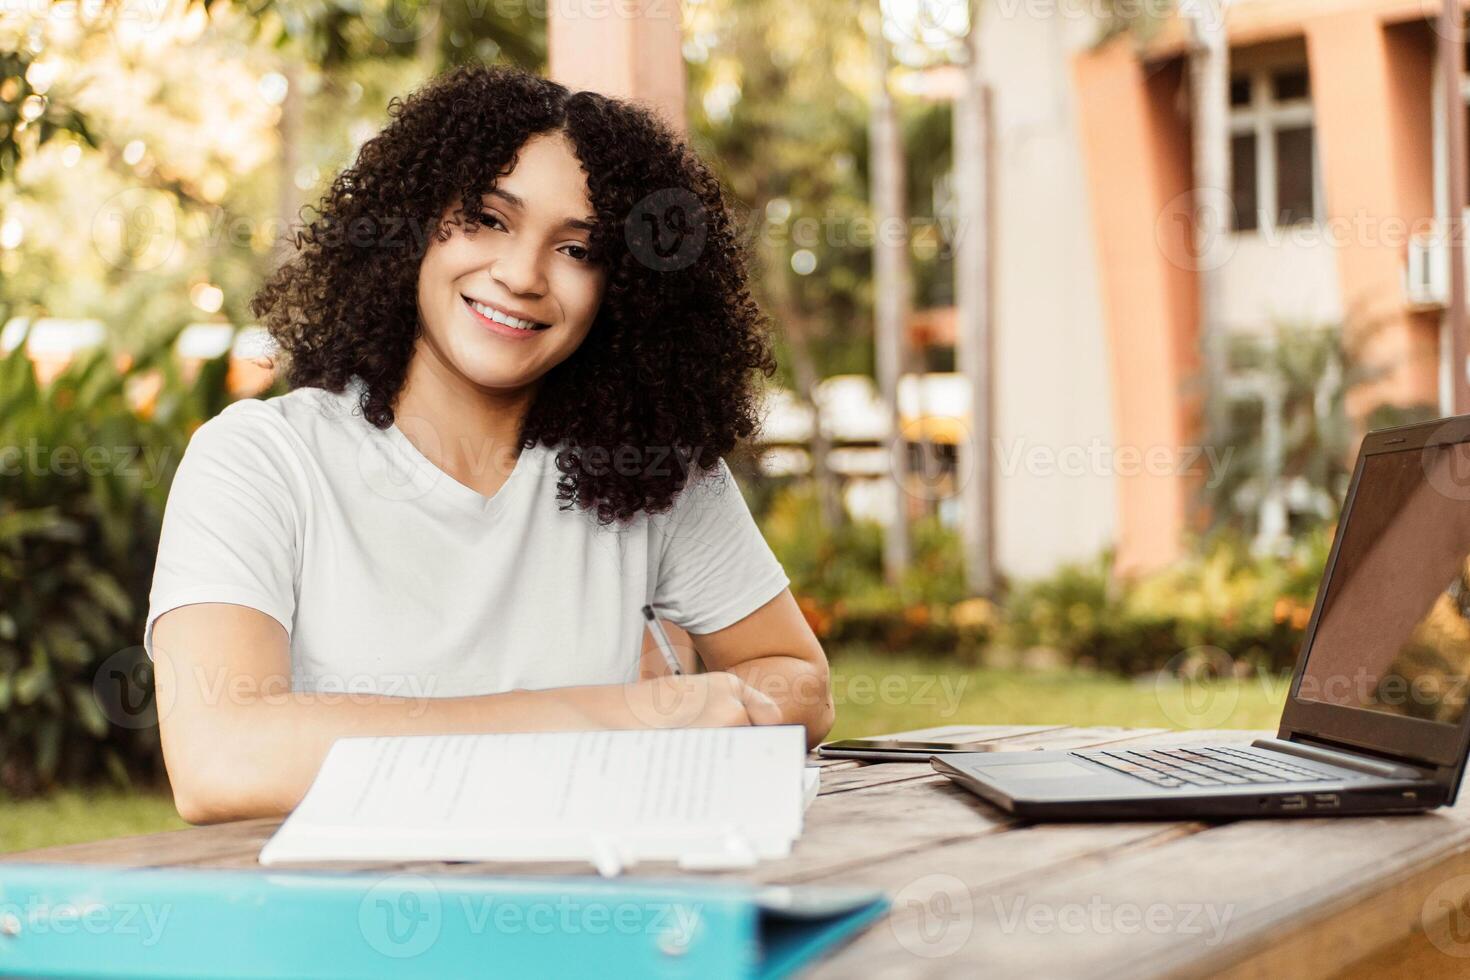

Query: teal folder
[0,863,888,978]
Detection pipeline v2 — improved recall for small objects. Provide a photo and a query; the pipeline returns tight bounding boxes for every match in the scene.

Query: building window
[1229,65,1318,232]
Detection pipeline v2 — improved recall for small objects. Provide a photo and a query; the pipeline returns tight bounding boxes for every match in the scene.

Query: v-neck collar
[344,375,542,518]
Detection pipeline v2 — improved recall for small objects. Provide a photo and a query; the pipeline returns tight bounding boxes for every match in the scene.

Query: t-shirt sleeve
[649,457,791,634]
[143,404,301,659]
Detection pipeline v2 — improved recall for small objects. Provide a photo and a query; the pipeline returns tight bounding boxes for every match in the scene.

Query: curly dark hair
[250,63,776,524]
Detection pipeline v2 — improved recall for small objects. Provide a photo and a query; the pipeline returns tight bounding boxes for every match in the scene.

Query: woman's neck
[392,340,536,498]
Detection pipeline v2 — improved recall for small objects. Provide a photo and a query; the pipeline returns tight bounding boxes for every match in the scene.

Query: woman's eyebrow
[486,188,597,232]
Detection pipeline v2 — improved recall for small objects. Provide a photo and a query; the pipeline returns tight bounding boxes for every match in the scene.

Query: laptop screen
[1298,441,1470,726]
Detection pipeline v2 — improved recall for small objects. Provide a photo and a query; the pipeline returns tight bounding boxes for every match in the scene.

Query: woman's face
[415,129,606,393]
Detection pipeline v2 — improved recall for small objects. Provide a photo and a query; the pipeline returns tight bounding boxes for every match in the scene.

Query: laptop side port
[1281,794,1307,811]
[1313,793,1340,809]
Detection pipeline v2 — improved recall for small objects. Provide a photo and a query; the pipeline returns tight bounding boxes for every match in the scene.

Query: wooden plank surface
[8,725,1470,978]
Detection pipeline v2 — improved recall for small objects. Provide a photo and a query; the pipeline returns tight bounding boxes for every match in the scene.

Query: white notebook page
[259,725,813,873]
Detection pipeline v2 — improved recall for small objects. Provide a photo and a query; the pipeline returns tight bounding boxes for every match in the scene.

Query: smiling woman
[144,64,834,824]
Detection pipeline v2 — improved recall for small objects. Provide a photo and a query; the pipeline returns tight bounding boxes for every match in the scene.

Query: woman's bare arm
[151,602,780,824]
[687,589,836,749]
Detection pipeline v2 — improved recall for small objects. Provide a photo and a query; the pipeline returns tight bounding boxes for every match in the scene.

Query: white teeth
[468,298,541,330]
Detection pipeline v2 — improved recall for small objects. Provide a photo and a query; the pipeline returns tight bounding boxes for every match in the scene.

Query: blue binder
[0,862,888,978]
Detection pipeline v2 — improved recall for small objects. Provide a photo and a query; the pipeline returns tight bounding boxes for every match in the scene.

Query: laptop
[934,414,1470,819]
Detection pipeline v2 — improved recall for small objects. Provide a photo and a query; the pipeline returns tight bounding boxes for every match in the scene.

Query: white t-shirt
[143,379,791,698]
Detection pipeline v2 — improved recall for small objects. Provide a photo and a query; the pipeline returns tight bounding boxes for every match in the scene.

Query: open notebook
[259,725,819,875]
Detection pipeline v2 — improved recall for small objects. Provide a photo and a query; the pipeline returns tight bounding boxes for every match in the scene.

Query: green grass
[0,787,187,853]
[0,654,1289,854]
[825,652,1289,739]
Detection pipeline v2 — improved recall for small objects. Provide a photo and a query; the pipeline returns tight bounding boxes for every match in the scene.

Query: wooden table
[12,725,1470,978]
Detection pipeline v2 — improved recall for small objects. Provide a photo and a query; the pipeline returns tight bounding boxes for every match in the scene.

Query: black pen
[641,604,683,675]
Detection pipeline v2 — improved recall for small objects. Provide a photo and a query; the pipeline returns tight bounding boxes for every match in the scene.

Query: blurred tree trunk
[765,266,844,529]
[869,20,912,585]
[954,6,997,598]
[275,61,304,263]
[1187,0,1230,446]
[416,0,444,72]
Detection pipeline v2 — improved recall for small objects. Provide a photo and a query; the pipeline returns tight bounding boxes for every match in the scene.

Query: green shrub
[0,319,264,794]
[759,482,990,658]
[997,529,1333,675]
[761,481,885,606]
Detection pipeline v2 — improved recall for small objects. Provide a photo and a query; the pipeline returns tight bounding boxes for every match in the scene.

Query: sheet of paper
[259,725,810,872]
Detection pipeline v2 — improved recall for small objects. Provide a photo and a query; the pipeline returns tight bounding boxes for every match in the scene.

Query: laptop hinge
[1251,735,1430,780]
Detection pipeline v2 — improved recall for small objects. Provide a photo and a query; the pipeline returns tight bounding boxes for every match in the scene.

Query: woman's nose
[491,243,548,298]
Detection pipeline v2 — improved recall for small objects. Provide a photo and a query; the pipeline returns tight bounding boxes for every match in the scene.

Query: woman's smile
[462,294,552,340]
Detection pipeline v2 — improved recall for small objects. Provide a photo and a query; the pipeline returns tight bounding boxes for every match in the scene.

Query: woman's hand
[608,671,784,731]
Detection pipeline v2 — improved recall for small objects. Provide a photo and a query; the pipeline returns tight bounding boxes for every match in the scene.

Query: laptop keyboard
[1072,745,1341,788]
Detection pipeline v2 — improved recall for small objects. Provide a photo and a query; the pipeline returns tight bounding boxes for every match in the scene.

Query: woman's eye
[472,212,590,263]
